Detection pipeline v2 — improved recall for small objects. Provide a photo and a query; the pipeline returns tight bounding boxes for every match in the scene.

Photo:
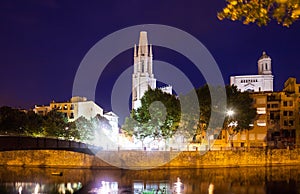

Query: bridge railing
[0,135,102,155]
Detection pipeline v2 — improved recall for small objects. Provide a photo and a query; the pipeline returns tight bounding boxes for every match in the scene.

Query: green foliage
[0,106,112,142]
[42,110,69,138]
[225,85,256,131]
[122,88,181,142]
[24,110,44,136]
[218,0,300,27]
[123,85,256,144]
[0,106,28,134]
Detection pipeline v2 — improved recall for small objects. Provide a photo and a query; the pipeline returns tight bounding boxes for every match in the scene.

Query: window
[283,111,288,116]
[289,111,293,116]
[283,101,288,107]
[257,107,266,114]
[289,120,294,126]
[70,112,74,119]
[141,64,144,72]
[63,104,68,110]
[284,120,288,126]
[64,113,68,118]
[271,104,278,108]
[289,101,293,106]
[70,104,74,110]
[265,63,268,70]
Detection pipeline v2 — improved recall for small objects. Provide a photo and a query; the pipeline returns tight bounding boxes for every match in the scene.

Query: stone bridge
[0,135,101,155]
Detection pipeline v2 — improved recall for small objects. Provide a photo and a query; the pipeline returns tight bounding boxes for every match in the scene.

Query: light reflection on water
[0,166,299,194]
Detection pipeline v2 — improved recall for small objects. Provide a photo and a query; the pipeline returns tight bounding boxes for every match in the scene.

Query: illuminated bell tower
[132,31,156,109]
[258,51,272,75]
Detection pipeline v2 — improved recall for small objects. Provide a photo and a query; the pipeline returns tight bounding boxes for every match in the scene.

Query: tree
[24,110,44,136]
[42,110,69,138]
[218,0,300,27]
[0,106,27,135]
[122,88,181,144]
[177,85,256,144]
[225,85,256,132]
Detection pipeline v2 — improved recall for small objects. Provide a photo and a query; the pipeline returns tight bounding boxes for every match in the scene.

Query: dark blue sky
[1,0,300,113]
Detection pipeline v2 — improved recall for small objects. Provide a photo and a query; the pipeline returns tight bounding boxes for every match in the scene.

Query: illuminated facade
[132,31,172,109]
[34,97,103,122]
[211,77,300,150]
[48,96,104,122]
[230,51,274,92]
[266,77,300,147]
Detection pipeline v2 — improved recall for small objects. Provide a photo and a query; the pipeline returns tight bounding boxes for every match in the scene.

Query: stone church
[132,31,172,109]
[230,51,274,92]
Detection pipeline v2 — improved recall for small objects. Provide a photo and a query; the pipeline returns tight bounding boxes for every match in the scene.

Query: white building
[48,96,104,122]
[103,111,119,133]
[132,31,172,109]
[34,97,104,122]
[230,51,274,92]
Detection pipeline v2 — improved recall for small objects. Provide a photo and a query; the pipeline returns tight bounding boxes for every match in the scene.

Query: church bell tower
[132,31,156,109]
[258,51,272,75]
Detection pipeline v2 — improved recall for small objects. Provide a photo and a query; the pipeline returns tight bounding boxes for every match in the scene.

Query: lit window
[257,107,266,114]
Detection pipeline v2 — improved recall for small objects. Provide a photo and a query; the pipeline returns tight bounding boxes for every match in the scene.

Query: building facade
[132,31,156,109]
[230,51,274,92]
[266,77,300,148]
[132,31,172,109]
[212,77,300,150]
[34,96,106,122]
[49,96,104,122]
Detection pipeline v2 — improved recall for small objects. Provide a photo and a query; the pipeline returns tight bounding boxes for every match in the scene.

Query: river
[0,165,299,193]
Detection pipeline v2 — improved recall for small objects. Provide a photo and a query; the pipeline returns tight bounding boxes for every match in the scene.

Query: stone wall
[0,149,299,169]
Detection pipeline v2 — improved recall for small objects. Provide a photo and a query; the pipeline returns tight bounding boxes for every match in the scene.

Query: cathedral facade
[230,51,274,92]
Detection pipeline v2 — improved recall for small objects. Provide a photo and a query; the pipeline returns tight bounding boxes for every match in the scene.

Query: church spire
[134,44,137,57]
[138,31,148,55]
[149,44,153,57]
[132,31,156,109]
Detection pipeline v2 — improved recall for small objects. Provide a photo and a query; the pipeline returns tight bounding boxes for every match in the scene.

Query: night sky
[1,0,300,117]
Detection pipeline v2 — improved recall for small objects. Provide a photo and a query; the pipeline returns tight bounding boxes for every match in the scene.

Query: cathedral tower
[258,51,272,75]
[132,31,156,109]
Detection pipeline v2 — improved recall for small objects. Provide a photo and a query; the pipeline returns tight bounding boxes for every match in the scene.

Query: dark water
[0,165,299,194]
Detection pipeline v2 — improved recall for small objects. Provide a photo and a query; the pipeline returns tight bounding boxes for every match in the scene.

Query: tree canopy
[218,0,300,27]
[122,88,181,143]
[122,85,256,144]
[0,106,113,143]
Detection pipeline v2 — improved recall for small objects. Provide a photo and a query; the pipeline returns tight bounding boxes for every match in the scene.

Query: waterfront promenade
[0,136,300,169]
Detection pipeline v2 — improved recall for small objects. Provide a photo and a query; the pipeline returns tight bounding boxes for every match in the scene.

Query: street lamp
[227,109,234,117]
[226,109,237,149]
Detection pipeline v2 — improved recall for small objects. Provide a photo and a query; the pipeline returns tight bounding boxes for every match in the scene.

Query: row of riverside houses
[209,52,300,150]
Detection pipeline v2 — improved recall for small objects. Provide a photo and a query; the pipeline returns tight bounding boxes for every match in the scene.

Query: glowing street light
[227,109,234,117]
